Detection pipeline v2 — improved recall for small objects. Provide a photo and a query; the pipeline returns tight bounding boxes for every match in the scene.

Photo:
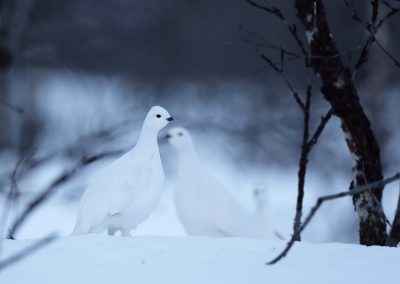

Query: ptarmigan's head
[253,182,268,209]
[165,127,193,151]
[144,106,173,131]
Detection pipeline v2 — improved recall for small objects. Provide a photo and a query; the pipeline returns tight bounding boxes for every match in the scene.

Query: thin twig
[267,172,400,265]
[260,54,282,73]
[377,0,400,28]
[239,26,301,59]
[245,0,309,61]
[292,83,312,241]
[375,39,400,68]
[345,0,377,74]
[245,0,284,20]
[370,0,380,24]
[259,53,306,111]
[345,0,400,74]
[0,151,35,246]
[6,149,125,239]
[307,109,333,148]
[287,24,309,64]
[0,234,56,271]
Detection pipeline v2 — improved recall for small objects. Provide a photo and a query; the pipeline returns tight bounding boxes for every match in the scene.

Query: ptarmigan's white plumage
[166,127,258,237]
[72,106,173,236]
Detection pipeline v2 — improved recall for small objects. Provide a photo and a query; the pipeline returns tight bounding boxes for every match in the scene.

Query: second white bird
[166,127,257,237]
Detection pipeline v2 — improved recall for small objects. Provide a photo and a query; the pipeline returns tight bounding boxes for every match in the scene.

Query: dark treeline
[0,0,399,172]
[21,0,400,84]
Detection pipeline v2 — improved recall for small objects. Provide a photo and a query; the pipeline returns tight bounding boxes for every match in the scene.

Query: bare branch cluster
[242,0,400,77]
[246,0,400,264]
[345,0,400,75]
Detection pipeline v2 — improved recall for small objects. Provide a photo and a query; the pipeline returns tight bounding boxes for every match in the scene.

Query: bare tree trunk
[295,0,387,245]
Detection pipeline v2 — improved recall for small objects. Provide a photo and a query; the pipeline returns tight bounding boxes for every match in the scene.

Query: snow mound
[1,236,399,284]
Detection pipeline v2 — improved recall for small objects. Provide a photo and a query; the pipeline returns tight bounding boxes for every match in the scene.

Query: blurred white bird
[166,127,263,237]
[250,182,273,237]
[72,106,173,236]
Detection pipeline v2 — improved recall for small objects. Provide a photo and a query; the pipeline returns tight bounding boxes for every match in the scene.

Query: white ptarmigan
[166,127,256,237]
[72,106,173,236]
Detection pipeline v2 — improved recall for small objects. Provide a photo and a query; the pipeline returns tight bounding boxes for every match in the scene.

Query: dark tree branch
[0,154,26,255]
[292,83,312,241]
[268,172,400,265]
[344,0,377,75]
[0,154,56,273]
[292,86,332,241]
[245,0,284,20]
[345,0,400,75]
[6,149,125,239]
[261,51,333,243]
[287,24,310,64]
[378,0,400,28]
[242,0,398,78]
[285,79,305,111]
[0,117,138,196]
[0,234,56,271]
[245,0,309,61]
[375,39,400,68]
[259,53,306,111]
[0,151,35,244]
[243,0,398,75]
[260,54,282,73]
[370,0,380,24]
[238,25,302,59]
[307,109,333,149]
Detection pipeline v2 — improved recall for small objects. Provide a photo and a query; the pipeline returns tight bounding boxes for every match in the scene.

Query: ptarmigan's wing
[92,159,153,215]
[73,158,153,233]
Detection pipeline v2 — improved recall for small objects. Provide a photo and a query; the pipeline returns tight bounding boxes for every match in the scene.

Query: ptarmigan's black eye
[178,132,183,136]
[156,114,161,118]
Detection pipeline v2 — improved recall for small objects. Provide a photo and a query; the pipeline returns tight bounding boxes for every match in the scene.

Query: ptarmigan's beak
[166,117,173,122]
[165,134,171,139]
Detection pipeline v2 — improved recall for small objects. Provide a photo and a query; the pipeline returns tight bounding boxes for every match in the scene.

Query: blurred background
[0,0,399,242]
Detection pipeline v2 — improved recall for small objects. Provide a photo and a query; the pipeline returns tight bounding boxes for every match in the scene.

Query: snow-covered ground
[1,235,399,284]
[10,163,400,243]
